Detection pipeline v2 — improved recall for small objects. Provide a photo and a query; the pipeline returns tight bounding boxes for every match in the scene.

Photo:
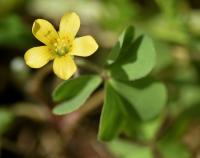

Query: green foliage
[98,83,124,141]
[120,35,156,80]
[110,79,166,121]
[108,139,153,158]
[148,15,189,44]
[109,34,156,81]
[0,109,14,135]
[155,0,178,18]
[52,75,102,115]
[101,0,137,30]
[139,117,163,141]
[98,81,165,141]
[53,26,167,143]
[158,140,191,158]
[97,27,167,141]
[0,0,25,16]
[153,41,173,72]
[106,26,135,65]
[0,0,199,157]
[148,0,190,44]
[0,14,32,48]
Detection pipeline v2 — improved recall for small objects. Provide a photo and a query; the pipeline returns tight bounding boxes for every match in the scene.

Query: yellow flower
[24,12,98,80]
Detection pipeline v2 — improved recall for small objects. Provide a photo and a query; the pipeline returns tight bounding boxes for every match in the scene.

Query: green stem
[75,58,103,74]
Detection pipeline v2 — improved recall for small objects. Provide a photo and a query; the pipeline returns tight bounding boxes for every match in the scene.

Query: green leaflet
[98,80,165,141]
[106,26,135,65]
[110,35,156,81]
[106,41,121,65]
[119,25,135,51]
[108,139,153,158]
[52,75,102,115]
[158,140,191,158]
[53,75,94,102]
[98,82,124,141]
[110,79,167,121]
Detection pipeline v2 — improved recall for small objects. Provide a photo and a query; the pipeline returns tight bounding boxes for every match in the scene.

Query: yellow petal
[24,46,53,68]
[32,19,58,46]
[70,36,98,57]
[59,12,80,38]
[53,55,77,80]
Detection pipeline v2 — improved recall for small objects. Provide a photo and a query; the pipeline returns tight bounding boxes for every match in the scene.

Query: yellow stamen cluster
[53,37,72,56]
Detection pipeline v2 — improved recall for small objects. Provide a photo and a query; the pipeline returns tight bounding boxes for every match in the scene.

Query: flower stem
[75,58,103,74]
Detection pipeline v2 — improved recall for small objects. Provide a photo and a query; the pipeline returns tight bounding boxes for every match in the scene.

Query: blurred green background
[0,0,200,158]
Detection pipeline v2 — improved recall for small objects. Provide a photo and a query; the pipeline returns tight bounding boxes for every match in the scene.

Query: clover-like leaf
[106,26,135,65]
[110,79,167,121]
[98,83,124,141]
[110,35,156,81]
[119,25,135,51]
[52,75,102,115]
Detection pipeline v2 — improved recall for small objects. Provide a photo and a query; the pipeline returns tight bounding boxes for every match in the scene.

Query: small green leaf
[119,25,135,51]
[110,35,156,81]
[158,140,191,158]
[106,41,121,65]
[0,109,14,135]
[126,35,156,79]
[110,79,167,120]
[106,26,134,65]
[53,75,95,102]
[98,83,124,141]
[108,139,153,158]
[122,113,163,141]
[139,117,163,141]
[52,75,102,115]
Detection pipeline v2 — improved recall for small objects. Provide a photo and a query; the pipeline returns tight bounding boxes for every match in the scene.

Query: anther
[54,43,58,47]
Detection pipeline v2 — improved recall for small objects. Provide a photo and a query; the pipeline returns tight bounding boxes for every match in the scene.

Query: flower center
[53,37,72,56]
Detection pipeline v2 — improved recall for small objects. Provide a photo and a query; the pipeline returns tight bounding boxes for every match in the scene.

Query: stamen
[53,37,72,56]
[54,43,58,47]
